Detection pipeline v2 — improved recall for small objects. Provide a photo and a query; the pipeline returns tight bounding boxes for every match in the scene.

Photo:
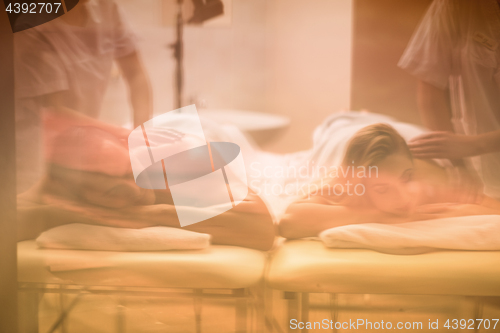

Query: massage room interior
[1,0,500,332]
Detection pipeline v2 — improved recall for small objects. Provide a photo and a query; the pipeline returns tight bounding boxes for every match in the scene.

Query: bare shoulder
[413,158,448,185]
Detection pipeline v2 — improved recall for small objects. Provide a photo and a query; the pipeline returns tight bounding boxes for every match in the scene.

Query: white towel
[319,215,500,254]
[36,223,211,252]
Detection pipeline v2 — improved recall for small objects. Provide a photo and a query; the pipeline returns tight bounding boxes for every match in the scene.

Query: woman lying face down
[18,123,275,251]
[279,123,500,239]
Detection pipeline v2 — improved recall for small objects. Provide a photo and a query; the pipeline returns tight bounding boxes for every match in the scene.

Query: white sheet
[319,215,500,254]
[36,223,211,252]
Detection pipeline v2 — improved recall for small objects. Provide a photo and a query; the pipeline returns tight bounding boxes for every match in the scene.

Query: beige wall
[102,0,353,153]
[102,0,270,128]
[265,0,352,153]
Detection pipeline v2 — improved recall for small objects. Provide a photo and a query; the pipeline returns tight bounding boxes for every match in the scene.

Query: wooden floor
[32,291,500,333]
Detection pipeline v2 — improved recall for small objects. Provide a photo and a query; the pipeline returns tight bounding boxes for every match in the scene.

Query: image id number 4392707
[443,318,499,330]
[5,2,62,14]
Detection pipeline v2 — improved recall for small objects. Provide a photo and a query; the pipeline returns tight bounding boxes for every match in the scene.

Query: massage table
[266,239,500,333]
[17,240,267,333]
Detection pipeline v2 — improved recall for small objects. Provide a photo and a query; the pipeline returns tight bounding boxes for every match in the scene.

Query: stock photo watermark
[249,161,379,198]
[128,105,248,227]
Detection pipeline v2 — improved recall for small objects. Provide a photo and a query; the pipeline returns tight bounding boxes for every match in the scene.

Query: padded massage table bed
[17,240,268,333]
[266,239,500,333]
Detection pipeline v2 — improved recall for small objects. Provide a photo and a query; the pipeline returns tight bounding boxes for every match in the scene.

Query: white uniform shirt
[14,0,136,193]
[399,0,500,199]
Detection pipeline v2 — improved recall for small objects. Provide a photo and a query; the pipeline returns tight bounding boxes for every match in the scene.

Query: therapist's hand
[408,131,484,202]
[408,131,479,160]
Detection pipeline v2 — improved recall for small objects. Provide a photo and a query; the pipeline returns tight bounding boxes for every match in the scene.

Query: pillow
[36,223,211,252]
[319,215,500,254]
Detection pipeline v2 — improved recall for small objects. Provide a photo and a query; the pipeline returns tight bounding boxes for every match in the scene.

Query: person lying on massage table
[279,123,500,239]
[17,112,275,251]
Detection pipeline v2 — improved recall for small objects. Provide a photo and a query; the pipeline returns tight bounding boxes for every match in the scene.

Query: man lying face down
[17,114,275,251]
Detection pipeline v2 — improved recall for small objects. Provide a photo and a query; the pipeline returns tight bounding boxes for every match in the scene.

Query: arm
[417,80,454,132]
[19,188,275,251]
[279,197,408,240]
[183,193,276,251]
[479,196,500,212]
[116,51,152,127]
[475,131,500,155]
[411,81,464,161]
[279,202,365,239]
[414,201,500,219]
[279,197,500,241]
[128,191,275,250]
[412,80,500,157]
[40,93,131,139]
[410,80,483,201]
[106,189,275,250]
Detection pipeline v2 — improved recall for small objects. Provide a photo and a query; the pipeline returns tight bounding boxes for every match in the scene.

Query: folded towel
[36,223,211,252]
[319,215,500,254]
